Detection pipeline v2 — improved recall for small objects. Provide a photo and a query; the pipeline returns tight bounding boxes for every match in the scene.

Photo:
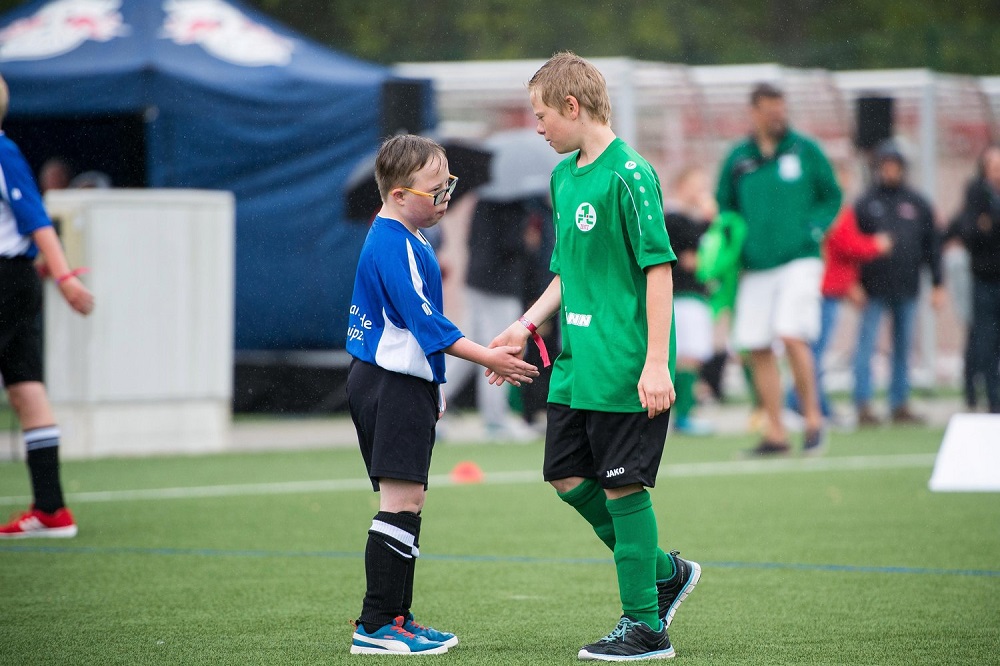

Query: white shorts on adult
[733,257,822,350]
[674,296,715,362]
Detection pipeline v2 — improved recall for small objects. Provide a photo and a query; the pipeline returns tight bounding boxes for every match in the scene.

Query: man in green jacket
[716,82,841,455]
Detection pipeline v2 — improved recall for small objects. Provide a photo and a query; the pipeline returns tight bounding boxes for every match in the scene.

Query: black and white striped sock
[25,426,65,514]
[358,510,421,633]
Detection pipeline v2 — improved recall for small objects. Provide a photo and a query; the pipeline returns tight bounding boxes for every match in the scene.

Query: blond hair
[374,134,446,200]
[0,75,9,123]
[528,51,611,125]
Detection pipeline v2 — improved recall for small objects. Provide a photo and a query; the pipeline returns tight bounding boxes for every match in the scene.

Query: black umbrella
[343,138,492,222]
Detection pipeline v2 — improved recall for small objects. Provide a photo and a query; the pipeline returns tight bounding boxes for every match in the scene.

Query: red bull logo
[162,0,293,67]
[0,0,126,61]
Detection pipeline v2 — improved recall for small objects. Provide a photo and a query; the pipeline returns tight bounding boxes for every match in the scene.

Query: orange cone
[450,461,485,484]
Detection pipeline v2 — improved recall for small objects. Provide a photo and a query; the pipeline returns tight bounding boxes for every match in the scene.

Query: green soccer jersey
[547,138,677,412]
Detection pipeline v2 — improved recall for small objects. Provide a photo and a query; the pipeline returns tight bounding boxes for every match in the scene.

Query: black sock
[359,511,421,633]
[400,512,422,619]
[25,427,65,514]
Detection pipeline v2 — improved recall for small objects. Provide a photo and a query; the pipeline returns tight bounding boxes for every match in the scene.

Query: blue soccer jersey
[0,132,52,259]
[346,216,462,384]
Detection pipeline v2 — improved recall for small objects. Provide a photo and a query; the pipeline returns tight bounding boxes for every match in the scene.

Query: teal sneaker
[403,613,458,648]
[578,616,675,661]
[350,616,448,655]
[657,551,702,628]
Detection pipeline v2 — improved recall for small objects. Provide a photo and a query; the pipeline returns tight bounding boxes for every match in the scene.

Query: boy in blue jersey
[345,134,539,656]
[0,75,94,539]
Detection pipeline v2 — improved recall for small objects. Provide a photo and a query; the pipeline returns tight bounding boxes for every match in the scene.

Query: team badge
[162,0,294,67]
[0,0,127,61]
[575,202,597,232]
[778,154,802,181]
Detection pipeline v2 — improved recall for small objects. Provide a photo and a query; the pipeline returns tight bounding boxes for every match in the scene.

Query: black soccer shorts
[346,358,439,492]
[0,258,45,386]
[543,403,670,489]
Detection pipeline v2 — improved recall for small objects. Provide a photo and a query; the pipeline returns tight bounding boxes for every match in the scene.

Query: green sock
[558,478,616,550]
[558,479,674,581]
[606,491,660,629]
[674,369,697,421]
[655,548,674,582]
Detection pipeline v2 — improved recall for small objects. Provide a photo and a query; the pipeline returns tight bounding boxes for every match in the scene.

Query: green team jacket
[715,129,841,271]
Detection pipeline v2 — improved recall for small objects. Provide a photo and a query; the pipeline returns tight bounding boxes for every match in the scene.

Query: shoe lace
[390,616,417,639]
[600,617,639,643]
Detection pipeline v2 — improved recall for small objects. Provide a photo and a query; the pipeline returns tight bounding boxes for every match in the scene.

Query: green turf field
[1,423,998,665]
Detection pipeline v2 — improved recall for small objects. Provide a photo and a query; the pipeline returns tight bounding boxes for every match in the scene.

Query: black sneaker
[656,551,702,627]
[743,440,791,457]
[578,616,674,661]
[802,428,827,457]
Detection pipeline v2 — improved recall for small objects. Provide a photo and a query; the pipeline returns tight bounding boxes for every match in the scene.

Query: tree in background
[242,0,1000,75]
[0,0,994,74]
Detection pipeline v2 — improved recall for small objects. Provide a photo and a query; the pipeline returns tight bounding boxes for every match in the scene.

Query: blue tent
[0,0,432,350]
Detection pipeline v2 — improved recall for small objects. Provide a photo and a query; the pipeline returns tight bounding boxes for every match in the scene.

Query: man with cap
[853,140,945,425]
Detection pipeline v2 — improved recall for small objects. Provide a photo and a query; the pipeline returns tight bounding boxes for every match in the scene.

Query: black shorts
[0,258,44,386]
[346,358,439,491]
[543,403,670,489]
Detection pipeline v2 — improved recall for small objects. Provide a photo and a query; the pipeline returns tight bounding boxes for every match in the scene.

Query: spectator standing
[956,144,1000,413]
[664,166,717,435]
[38,157,72,194]
[853,141,945,425]
[942,212,976,410]
[716,82,842,455]
[787,205,892,422]
[442,195,544,440]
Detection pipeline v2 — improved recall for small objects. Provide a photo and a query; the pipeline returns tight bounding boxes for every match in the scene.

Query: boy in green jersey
[490,52,700,662]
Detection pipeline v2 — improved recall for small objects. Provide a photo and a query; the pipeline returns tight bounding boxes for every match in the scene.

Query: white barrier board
[928,414,1000,492]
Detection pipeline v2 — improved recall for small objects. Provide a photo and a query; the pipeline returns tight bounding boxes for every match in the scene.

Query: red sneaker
[0,507,78,539]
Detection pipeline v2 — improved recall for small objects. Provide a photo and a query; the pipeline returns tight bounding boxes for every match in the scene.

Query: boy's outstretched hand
[484,322,533,386]
[638,361,675,419]
[483,345,538,387]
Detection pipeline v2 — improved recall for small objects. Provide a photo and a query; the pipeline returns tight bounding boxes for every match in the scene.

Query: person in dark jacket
[443,195,548,440]
[956,144,1000,413]
[853,141,945,425]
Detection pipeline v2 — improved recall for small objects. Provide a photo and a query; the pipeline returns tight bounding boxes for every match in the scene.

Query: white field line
[0,453,937,506]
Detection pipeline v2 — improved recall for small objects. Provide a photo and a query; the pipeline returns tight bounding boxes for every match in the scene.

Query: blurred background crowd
[0,0,997,443]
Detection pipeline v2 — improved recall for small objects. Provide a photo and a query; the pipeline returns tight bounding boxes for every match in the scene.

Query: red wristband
[519,317,551,367]
[55,267,90,284]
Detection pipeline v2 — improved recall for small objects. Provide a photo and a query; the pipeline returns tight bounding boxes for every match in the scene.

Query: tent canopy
[0,0,433,350]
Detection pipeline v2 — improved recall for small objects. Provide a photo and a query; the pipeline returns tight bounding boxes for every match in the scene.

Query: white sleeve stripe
[405,239,431,307]
[0,163,9,202]
[614,171,643,236]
